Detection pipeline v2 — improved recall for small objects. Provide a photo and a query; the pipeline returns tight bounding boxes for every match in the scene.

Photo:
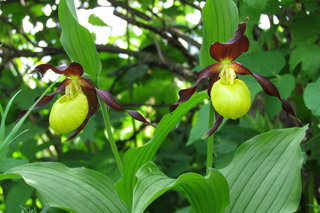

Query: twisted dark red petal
[63,78,100,141]
[79,78,98,118]
[207,74,220,98]
[210,22,249,62]
[66,118,89,141]
[203,111,224,138]
[33,62,83,77]
[17,79,71,120]
[170,63,222,112]
[96,89,125,111]
[232,61,296,117]
[96,88,155,128]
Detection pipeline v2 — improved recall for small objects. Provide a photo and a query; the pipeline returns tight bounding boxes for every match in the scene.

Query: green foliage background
[0,0,320,212]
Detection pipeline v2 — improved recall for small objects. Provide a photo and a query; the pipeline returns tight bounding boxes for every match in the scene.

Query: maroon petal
[61,78,97,141]
[33,62,83,78]
[207,74,220,98]
[203,111,224,138]
[127,110,156,128]
[66,118,89,141]
[17,79,71,120]
[232,61,296,117]
[210,22,249,62]
[79,78,98,118]
[170,63,222,112]
[96,88,155,127]
[96,88,125,111]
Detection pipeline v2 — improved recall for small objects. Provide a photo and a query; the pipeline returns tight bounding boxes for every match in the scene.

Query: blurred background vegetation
[0,0,320,212]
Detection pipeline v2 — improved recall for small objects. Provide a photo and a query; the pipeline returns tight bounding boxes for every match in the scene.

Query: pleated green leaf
[220,126,307,213]
[200,0,238,68]
[116,91,208,209]
[0,162,129,213]
[133,161,229,213]
[59,0,101,80]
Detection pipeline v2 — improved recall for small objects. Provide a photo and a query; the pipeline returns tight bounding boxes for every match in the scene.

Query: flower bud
[49,91,89,134]
[210,79,251,120]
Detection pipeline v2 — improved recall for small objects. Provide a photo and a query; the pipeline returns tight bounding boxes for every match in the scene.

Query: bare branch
[1,44,196,80]
[113,10,198,66]
[107,0,152,21]
[0,16,36,46]
[179,0,202,11]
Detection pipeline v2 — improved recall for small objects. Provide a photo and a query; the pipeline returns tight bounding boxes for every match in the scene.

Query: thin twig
[108,0,152,21]
[113,10,198,65]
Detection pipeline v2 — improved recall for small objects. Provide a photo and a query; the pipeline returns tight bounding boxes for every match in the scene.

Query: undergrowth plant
[0,0,313,212]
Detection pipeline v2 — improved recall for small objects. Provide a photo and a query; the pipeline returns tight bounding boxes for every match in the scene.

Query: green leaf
[116,91,208,209]
[174,206,191,213]
[0,79,60,155]
[88,14,107,26]
[310,205,320,211]
[0,157,28,173]
[303,77,320,116]
[289,13,320,46]
[6,180,33,213]
[132,162,229,213]
[220,126,307,213]
[0,90,20,143]
[0,162,129,213]
[237,51,286,77]
[58,0,102,80]
[187,103,209,146]
[289,43,320,77]
[123,64,149,83]
[244,0,270,11]
[199,0,238,68]
[265,74,295,118]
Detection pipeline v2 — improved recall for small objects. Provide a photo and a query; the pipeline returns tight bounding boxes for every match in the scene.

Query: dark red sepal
[210,22,249,62]
[203,111,223,139]
[170,63,222,112]
[96,89,125,111]
[232,61,296,117]
[66,118,89,141]
[207,74,220,98]
[33,62,83,78]
[17,79,71,120]
[126,110,156,128]
[96,88,155,128]
[79,78,98,118]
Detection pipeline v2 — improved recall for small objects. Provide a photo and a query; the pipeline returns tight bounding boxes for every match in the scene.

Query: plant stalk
[99,98,124,175]
[206,103,215,175]
[307,171,315,213]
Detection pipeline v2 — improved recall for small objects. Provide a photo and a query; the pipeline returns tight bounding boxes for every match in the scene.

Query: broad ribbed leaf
[199,0,238,68]
[0,162,129,213]
[116,91,208,209]
[132,162,229,213]
[220,126,307,213]
[58,0,101,80]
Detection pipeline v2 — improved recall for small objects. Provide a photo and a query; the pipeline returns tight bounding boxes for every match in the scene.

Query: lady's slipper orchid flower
[24,62,155,141]
[171,21,296,138]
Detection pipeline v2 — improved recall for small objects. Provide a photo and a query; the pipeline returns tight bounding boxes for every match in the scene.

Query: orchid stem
[206,103,215,175]
[99,98,124,175]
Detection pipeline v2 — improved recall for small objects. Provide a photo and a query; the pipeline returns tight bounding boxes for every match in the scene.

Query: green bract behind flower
[211,79,250,120]
[49,92,89,134]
